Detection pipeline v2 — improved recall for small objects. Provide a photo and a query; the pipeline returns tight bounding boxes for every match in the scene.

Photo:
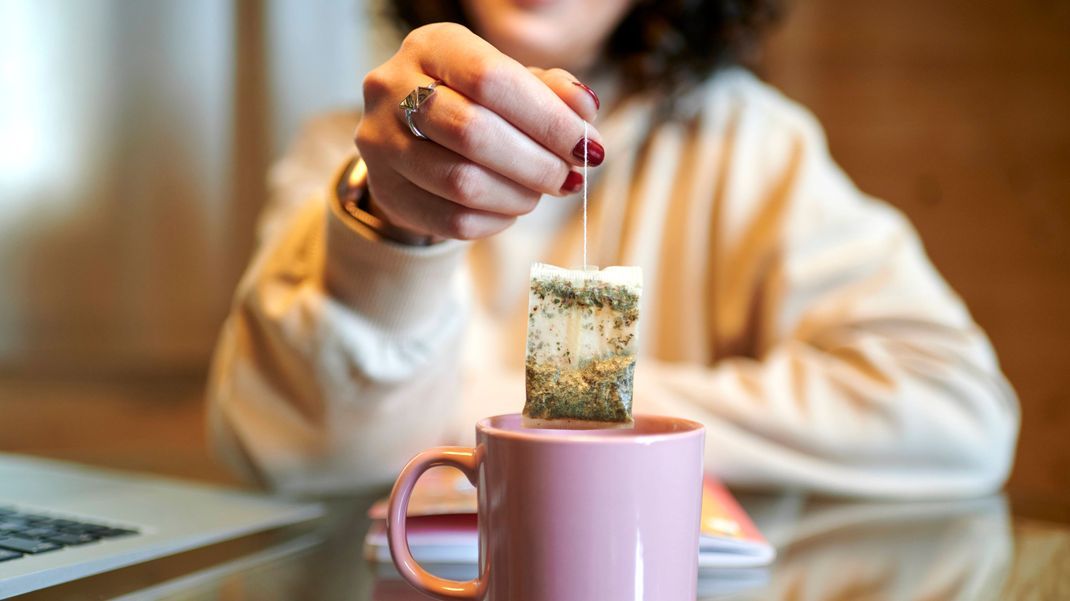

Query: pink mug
[387,413,705,601]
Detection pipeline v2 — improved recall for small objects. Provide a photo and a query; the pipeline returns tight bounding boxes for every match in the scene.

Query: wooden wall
[762,0,1070,502]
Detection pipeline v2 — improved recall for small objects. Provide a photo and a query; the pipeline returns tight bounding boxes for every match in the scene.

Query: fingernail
[572,81,600,110]
[572,139,605,166]
[561,171,583,193]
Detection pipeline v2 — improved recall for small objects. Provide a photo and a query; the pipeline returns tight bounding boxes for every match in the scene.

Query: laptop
[0,453,324,598]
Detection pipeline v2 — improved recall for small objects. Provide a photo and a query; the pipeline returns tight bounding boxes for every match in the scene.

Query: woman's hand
[354,23,603,242]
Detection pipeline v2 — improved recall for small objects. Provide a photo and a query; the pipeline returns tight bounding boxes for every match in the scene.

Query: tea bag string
[582,120,589,271]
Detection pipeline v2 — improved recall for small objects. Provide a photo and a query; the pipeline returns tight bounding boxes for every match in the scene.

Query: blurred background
[0,1,1067,511]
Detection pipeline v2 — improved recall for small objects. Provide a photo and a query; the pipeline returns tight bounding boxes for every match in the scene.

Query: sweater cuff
[324,179,468,333]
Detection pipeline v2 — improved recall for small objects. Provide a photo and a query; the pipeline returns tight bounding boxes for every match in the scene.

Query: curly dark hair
[385,0,781,97]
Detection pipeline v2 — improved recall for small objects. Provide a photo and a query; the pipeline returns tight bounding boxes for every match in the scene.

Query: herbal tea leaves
[523,263,642,427]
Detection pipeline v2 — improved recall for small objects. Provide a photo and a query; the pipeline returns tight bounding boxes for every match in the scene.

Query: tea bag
[523,263,643,428]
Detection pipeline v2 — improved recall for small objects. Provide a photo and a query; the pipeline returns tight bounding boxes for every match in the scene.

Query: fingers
[366,167,517,241]
[403,84,577,196]
[388,135,545,215]
[528,67,600,124]
[411,23,604,168]
[356,23,607,243]
[362,113,550,214]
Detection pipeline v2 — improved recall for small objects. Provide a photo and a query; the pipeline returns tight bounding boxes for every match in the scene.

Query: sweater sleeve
[206,115,470,495]
[632,93,1019,499]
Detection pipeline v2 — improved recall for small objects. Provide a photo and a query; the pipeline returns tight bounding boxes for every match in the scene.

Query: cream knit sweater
[207,68,1019,498]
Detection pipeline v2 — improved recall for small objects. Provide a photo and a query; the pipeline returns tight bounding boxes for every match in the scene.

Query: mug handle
[387,447,487,600]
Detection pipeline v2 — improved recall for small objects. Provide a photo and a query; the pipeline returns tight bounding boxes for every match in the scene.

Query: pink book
[365,467,775,569]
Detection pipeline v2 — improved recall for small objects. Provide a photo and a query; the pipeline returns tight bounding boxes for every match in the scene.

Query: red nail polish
[572,139,605,167]
[572,81,600,110]
[561,171,583,193]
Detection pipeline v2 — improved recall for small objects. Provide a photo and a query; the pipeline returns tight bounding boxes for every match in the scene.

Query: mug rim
[476,413,704,445]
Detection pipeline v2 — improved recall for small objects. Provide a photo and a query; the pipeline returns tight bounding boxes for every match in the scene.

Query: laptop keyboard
[0,506,138,562]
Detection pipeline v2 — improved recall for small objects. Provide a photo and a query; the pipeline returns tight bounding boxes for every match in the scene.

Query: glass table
[10,489,1068,600]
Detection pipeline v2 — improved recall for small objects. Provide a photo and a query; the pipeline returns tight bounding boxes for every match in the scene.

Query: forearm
[633,322,1018,499]
[207,193,469,495]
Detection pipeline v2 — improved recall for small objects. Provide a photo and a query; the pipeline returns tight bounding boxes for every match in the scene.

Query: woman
[207,0,1019,497]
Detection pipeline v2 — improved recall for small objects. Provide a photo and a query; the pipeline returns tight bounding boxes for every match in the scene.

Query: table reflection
[363,494,1011,600]
[745,494,1011,600]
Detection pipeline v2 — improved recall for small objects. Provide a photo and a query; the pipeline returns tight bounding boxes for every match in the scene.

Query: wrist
[335,157,435,247]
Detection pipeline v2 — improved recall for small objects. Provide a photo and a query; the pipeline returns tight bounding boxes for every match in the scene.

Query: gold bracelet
[335,157,434,247]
